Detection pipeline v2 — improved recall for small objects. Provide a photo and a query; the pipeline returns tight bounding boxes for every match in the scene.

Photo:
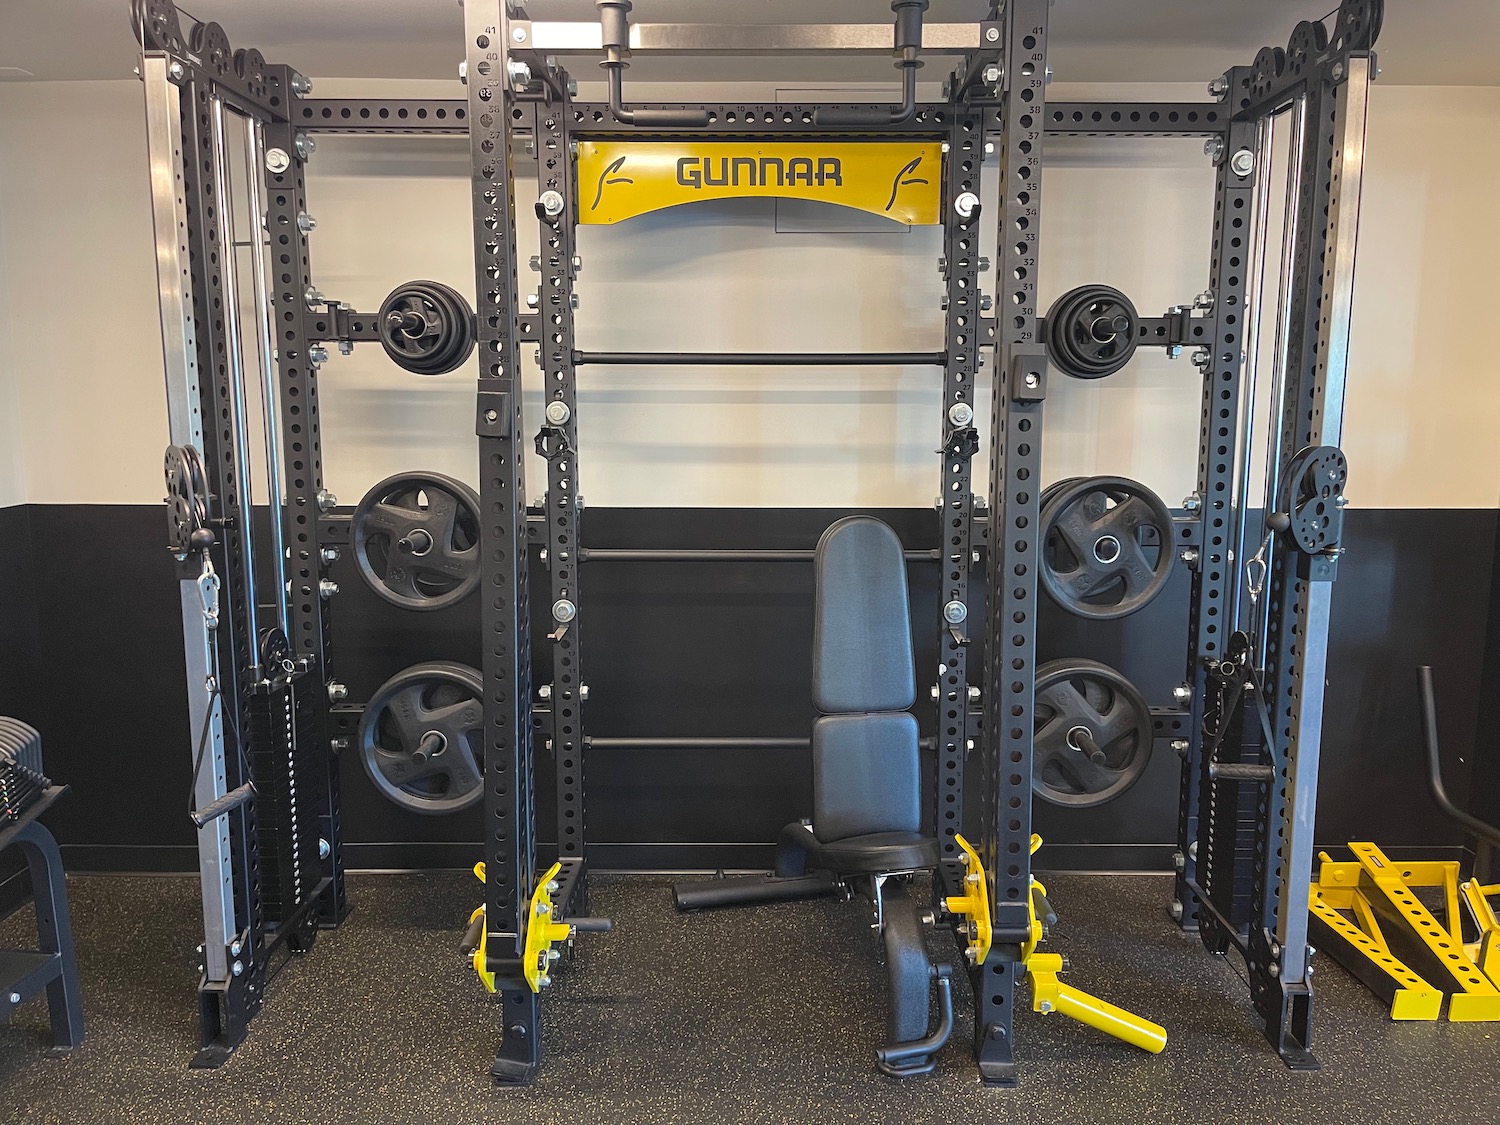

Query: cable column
[464,0,542,1084]
[975,0,1049,1086]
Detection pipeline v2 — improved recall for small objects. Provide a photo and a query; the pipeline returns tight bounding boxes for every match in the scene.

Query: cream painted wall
[0,77,1495,509]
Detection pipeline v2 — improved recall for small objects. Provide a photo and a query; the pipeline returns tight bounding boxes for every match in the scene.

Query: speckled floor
[0,870,1495,1124]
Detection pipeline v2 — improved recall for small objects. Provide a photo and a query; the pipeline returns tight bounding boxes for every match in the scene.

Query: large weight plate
[351,472,481,611]
[1040,476,1173,620]
[359,661,484,815]
[1033,658,1153,808]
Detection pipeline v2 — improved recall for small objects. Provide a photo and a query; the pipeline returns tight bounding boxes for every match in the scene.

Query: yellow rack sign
[576,140,944,225]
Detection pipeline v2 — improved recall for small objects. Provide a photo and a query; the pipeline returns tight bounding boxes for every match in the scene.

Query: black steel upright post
[462,0,543,1084]
[532,95,589,893]
[974,0,1048,1086]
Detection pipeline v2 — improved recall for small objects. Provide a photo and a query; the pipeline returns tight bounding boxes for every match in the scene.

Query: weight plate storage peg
[351,472,481,610]
[377,280,477,375]
[1040,476,1174,619]
[1044,285,1140,379]
[1032,658,1154,807]
[359,661,485,815]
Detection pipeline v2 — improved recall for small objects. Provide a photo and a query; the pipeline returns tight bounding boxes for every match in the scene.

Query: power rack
[135,0,1380,1085]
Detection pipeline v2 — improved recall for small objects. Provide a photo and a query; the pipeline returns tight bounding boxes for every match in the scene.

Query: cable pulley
[359,661,485,815]
[1044,285,1140,379]
[1032,658,1154,808]
[351,472,481,611]
[164,444,215,556]
[377,281,477,375]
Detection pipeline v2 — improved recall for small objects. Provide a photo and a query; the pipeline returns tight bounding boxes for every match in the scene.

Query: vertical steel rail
[1274,54,1369,996]
[260,98,347,928]
[534,100,589,890]
[463,0,543,1084]
[934,111,985,872]
[142,55,235,988]
[243,118,290,638]
[974,0,1048,1085]
[208,97,261,665]
[1174,71,1255,944]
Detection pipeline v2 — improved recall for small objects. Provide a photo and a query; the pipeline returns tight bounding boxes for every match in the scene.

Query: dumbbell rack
[136,0,1379,1084]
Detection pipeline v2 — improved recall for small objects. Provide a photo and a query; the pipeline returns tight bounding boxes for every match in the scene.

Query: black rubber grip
[459,913,484,956]
[565,916,614,933]
[1208,761,1276,781]
[1031,887,1058,930]
[190,782,254,829]
[627,108,712,128]
[813,106,896,127]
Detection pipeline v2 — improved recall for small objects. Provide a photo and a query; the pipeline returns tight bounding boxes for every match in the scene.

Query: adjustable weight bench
[674,516,953,1076]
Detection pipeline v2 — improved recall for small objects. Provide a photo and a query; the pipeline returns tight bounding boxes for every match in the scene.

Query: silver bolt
[1191,347,1211,370]
[967,686,981,702]
[547,949,561,964]
[545,400,572,425]
[319,838,331,859]
[983,64,1001,85]
[512,25,527,42]
[319,578,339,600]
[290,72,313,97]
[232,960,245,977]
[297,210,317,233]
[931,685,940,702]
[294,132,316,161]
[230,940,243,956]
[1193,290,1215,311]
[168,61,185,82]
[948,401,974,427]
[980,295,992,312]
[339,341,354,356]
[977,256,991,273]
[304,285,325,308]
[571,255,583,274]
[1207,75,1229,99]
[327,681,349,703]
[1182,492,1202,513]
[484,409,499,423]
[985,26,1000,43]
[7,992,19,1004]
[528,255,542,272]
[538,684,552,701]
[953,191,980,220]
[1180,548,1200,565]
[539,189,565,218]
[265,147,290,174]
[330,737,349,753]
[943,600,968,624]
[1172,684,1193,706]
[579,685,590,701]
[508,59,532,90]
[567,77,578,97]
[1189,840,1199,860]
[569,293,580,310]
[1044,64,1053,85]
[1331,61,1345,81]
[1229,148,1255,178]
[1039,1000,1054,1013]
[526,293,540,310]
[316,488,338,512]
[1268,962,1280,978]
[1170,900,1184,922]
[1203,136,1224,164]
[1023,372,1040,389]
[552,599,577,623]
[1172,850,1185,871]
[1171,738,1190,756]
[308,345,328,366]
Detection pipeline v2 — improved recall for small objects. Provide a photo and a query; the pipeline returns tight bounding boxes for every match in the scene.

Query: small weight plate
[359,661,484,815]
[1033,658,1153,808]
[351,472,481,611]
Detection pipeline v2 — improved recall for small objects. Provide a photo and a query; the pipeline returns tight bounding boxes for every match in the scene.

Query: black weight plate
[1040,476,1084,514]
[1033,658,1153,807]
[1040,475,1173,620]
[360,662,484,815]
[1045,285,1139,379]
[378,281,476,376]
[351,472,481,611]
[425,281,477,372]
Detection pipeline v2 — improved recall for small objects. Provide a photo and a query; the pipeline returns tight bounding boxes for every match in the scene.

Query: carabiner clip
[197,565,222,631]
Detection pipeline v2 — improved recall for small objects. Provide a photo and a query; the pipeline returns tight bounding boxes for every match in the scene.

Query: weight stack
[0,717,50,824]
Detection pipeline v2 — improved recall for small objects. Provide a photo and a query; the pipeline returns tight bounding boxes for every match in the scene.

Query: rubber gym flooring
[0,870,1494,1124]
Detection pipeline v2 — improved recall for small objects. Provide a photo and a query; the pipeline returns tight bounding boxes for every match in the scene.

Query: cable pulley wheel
[359,662,484,815]
[377,281,476,376]
[351,472,480,611]
[1044,285,1140,379]
[1281,445,1348,554]
[164,444,214,555]
[1033,658,1153,808]
[1040,476,1174,620]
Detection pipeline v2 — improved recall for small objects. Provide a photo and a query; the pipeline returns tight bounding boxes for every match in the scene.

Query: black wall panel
[0,503,1493,873]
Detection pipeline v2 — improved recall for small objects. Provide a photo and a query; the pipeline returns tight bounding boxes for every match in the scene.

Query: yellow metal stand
[466,860,574,994]
[948,833,1167,1053]
[1309,844,1500,1021]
